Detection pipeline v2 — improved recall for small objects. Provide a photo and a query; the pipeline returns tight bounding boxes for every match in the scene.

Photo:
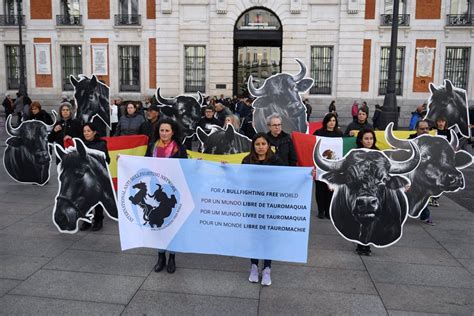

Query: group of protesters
[0,92,464,287]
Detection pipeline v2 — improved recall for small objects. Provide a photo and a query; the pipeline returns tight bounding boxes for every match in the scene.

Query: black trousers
[94,204,104,222]
[315,181,333,217]
[251,259,271,269]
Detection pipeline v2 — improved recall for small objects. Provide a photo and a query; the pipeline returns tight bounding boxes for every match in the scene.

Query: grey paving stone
[0,233,75,257]
[309,233,355,251]
[364,246,461,267]
[0,279,20,297]
[70,233,156,256]
[377,283,473,315]
[0,201,49,215]
[0,295,125,315]
[388,310,453,316]
[1,220,83,240]
[44,249,155,277]
[394,229,444,249]
[440,242,474,259]
[365,261,473,289]
[10,269,143,305]
[91,218,119,235]
[0,214,26,229]
[459,259,474,274]
[309,219,339,236]
[426,229,474,245]
[123,290,258,316]
[259,287,387,315]
[276,248,366,271]
[425,219,474,233]
[141,267,260,299]
[177,253,250,272]
[0,255,50,280]
[268,264,377,295]
[0,192,53,207]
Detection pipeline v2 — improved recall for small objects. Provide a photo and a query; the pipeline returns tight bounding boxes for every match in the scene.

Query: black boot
[91,220,103,231]
[79,221,91,231]
[154,252,166,272]
[167,254,176,274]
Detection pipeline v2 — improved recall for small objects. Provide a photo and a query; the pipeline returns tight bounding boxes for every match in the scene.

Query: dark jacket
[241,153,282,166]
[215,107,232,126]
[314,128,343,138]
[266,131,297,166]
[343,121,374,136]
[436,129,451,142]
[139,119,160,142]
[197,116,222,133]
[83,138,110,164]
[114,113,145,136]
[48,118,82,145]
[30,110,53,125]
[372,109,382,130]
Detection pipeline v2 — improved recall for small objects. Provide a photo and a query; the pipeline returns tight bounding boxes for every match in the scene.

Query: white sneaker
[261,267,272,286]
[248,264,259,283]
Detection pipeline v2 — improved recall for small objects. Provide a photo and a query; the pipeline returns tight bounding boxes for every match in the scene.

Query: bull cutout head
[314,139,421,247]
[196,124,251,154]
[384,122,473,218]
[155,88,204,140]
[424,79,471,138]
[53,138,118,233]
[70,74,110,128]
[4,113,56,185]
[248,59,314,135]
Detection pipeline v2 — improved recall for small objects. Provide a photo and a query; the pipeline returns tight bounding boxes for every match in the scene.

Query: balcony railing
[56,15,82,26]
[114,14,141,26]
[380,14,410,26]
[0,15,25,26]
[446,14,473,26]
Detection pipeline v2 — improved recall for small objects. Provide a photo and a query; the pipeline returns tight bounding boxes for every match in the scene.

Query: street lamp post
[17,0,27,96]
[379,0,400,130]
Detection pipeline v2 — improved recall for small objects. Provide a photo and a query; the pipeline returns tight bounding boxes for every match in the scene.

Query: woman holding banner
[354,128,379,256]
[150,118,187,274]
[313,113,343,219]
[242,133,282,286]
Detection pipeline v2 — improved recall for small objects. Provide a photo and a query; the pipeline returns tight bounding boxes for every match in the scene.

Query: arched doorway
[233,7,282,96]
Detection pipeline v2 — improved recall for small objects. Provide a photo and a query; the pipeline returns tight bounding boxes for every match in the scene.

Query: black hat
[147,104,160,112]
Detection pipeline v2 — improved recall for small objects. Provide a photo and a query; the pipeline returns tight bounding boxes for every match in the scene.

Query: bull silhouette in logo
[424,79,471,138]
[248,59,314,135]
[129,182,177,228]
[70,74,110,128]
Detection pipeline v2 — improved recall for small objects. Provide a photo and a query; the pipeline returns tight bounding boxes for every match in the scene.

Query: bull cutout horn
[247,75,265,97]
[388,141,421,174]
[292,59,307,82]
[313,139,344,171]
[385,122,411,150]
[49,111,58,128]
[449,129,459,150]
[197,91,204,106]
[6,115,20,136]
[156,88,177,106]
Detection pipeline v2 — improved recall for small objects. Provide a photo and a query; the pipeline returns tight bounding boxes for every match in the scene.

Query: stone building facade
[0,0,472,126]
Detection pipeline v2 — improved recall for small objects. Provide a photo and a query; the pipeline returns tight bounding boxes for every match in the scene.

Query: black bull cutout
[248,59,313,135]
[313,139,421,247]
[196,124,251,154]
[53,138,117,233]
[4,113,56,186]
[384,122,473,218]
[424,79,471,138]
[70,74,111,129]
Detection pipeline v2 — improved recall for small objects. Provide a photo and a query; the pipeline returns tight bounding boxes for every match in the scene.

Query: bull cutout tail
[384,122,473,218]
[248,59,313,135]
[70,74,111,129]
[3,115,53,186]
[52,138,118,234]
[425,79,471,138]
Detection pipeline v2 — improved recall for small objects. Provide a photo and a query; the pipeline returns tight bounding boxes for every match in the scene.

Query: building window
[444,47,470,90]
[61,45,82,91]
[310,46,333,95]
[116,0,140,25]
[118,45,140,92]
[5,45,26,90]
[184,45,206,93]
[57,0,82,25]
[447,0,473,26]
[1,0,23,26]
[379,46,405,95]
[381,0,409,26]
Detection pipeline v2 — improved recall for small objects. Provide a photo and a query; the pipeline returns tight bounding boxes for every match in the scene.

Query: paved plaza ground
[0,127,473,315]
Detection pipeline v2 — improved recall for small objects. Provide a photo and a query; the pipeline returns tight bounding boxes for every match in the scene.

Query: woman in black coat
[79,122,110,232]
[28,102,53,125]
[150,118,187,274]
[48,102,82,147]
[313,113,343,219]
[242,132,283,287]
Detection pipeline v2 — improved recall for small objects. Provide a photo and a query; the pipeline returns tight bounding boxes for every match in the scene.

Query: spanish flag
[104,135,149,190]
[187,151,248,164]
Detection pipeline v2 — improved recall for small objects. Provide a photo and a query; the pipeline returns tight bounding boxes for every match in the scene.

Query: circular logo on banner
[120,169,182,230]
